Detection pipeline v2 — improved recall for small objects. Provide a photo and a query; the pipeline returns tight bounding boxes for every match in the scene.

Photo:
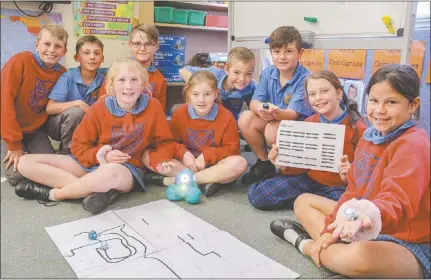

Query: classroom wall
[1,1,140,69]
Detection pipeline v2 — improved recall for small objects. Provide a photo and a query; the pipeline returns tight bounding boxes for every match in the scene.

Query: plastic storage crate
[187,10,206,26]
[173,9,189,25]
[154,7,174,23]
[205,15,228,28]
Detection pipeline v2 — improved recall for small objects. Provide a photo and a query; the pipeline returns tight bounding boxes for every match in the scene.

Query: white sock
[298,239,312,254]
[283,229,300,244]
[48,189,59,201]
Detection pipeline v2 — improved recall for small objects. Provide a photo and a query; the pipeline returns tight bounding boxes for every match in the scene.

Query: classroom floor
[1,140,340,279]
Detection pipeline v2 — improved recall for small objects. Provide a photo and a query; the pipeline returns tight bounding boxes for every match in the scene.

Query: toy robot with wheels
[166,169,201,204]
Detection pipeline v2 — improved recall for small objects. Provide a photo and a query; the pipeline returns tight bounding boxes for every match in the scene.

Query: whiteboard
[231,2,408,38]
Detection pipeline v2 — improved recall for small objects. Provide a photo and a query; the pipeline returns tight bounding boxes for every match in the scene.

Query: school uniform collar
[363,119,416,145]
[32,52,62,71]
[71,67,105,86]
[270,63,303,85]
[105,94,149,116]
[188,103,218,121]
[319,104,348,124]
[130,56,156,73]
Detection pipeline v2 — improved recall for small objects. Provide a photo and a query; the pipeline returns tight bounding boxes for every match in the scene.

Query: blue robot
[166,169,201,204]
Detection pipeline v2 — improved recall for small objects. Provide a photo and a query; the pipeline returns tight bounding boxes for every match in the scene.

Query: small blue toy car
[166,169,201,204]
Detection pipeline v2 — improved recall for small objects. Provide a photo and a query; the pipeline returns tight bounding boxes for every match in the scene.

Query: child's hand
[268,144,279,166]
[311,233,337,267]
[156,161,175,175]
[96,145,113,164]
[106,150,131,164]
[327,214,373,242]
[256,104,277,121]
[195,154,206,171]
[183,151,198,173]
[74,100,90,112]
[3,149,24,172]
[338,155,351,182]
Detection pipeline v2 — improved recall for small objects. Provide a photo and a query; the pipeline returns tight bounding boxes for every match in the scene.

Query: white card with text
[275,120,346,173]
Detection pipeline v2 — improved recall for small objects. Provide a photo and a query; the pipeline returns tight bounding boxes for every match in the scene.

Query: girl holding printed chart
[270,64,430,279]
[248,70,366,210]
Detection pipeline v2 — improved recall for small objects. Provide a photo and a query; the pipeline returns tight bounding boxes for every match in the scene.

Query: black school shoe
[15,180,50,200]
[143,171,166,186]
[82,189,121,214]
[15,180,58,206]
[270,219,311,249]
[199,182,222,197]
[241,159,276,185]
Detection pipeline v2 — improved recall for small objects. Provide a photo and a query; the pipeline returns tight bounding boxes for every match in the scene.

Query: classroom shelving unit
[139,1,229,112]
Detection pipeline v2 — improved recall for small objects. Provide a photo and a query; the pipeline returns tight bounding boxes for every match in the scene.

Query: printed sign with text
[276,121,346,173]
[328,49,366,79]
[300,49,325,72]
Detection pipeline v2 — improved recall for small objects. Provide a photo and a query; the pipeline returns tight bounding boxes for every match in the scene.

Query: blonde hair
[129,24,159,43]
[226,47,255,69]
[105,58,150,97]
[184,71,220,103]
[37,24,68,46]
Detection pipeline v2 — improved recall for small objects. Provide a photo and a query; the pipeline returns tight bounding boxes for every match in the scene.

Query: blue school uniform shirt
[48,67,105,106]
[183,66,256,120]
[252,64,313,121]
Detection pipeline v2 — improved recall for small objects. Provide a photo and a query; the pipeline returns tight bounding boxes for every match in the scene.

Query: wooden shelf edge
[167,1,228,12]
[155,23,228,31]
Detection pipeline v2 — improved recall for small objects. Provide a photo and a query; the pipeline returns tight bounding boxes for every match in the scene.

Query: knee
[322,241,373,277]
[232,156,248,175]
[264,122,278,145]
[238,110,255,132]
[293,193,314,212]
[96,164,132,191]
[63,107,85,123]
[247,182,272,210]
[16,154,38,176]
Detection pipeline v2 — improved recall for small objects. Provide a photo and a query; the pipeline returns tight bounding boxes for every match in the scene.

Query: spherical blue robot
[166,169,201,204]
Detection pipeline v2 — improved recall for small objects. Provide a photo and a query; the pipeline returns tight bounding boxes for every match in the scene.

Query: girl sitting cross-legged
[16,57,174,214]
[270,64,430,278]
[248,70,367,210]
[143,71,248,197]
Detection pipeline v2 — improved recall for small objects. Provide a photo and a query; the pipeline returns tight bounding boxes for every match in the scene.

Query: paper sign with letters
[276,120,346,173]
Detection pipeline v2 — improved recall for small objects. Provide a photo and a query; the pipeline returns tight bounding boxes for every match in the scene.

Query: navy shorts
[374,234,430,279]
[248,172,345,210]
[67,154,145,190]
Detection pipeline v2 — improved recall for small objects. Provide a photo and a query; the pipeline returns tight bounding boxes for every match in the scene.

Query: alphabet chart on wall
[276,120,346,173]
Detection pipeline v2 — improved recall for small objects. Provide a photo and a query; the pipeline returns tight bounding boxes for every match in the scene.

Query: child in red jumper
[15,58,174,214]
[1,24,68,186]
[248,70,366,209]
[98,24,167,111]
[145,71,248,197]
[270,64,430,278]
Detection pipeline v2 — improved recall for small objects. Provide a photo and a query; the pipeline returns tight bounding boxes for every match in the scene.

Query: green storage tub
[154,7,174,23]
[187,10,206,26]
[173,9,189,25]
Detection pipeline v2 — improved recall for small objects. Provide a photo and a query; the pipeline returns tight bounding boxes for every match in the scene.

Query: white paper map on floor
[45,199,299,278]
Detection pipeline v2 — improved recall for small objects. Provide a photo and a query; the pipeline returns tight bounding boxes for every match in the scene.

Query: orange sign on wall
[410,41,426,78]
[372,49,401,75]
[328,49,367,79]
[426,60,430,84]
[300,49,325,72]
